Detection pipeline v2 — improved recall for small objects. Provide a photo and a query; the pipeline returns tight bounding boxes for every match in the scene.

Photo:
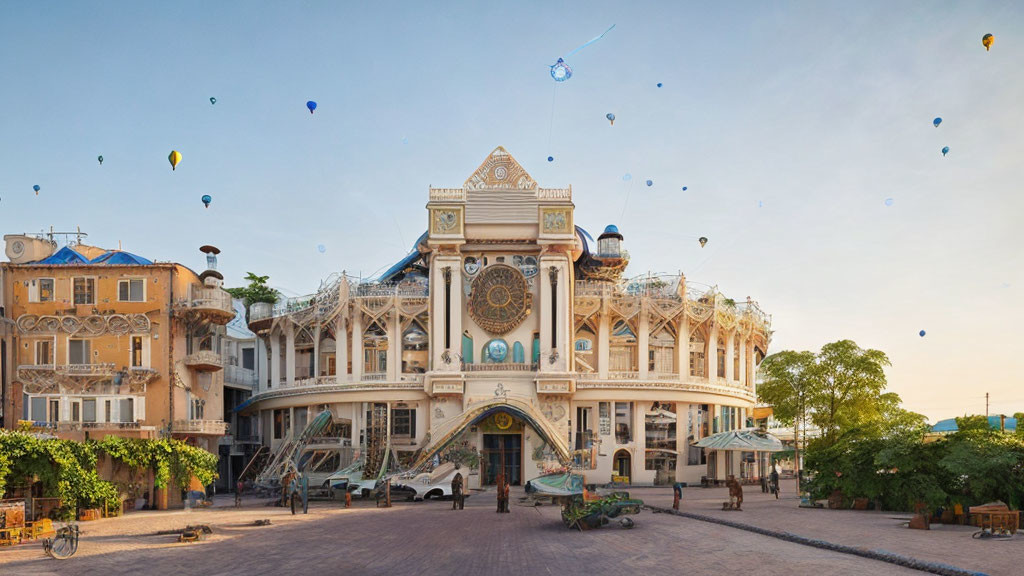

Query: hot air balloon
[982,34,994,51]
[885,198,894,206]
[33,185,40,195]
[656,83,663,88]
[168,150,181,170]
[919,330,926,337]
[201,194,212,208]
[547,156,554,162]
[606,113,615,125]
[550,58,572,82]
[698,237,708,248]
[306,100,317,114]
[317,244,326,253]
[933,117,942,127]
[210,97,217,105]
[941,146,949,156]
[98,155,103,165]
[682,186,688,191]
[646,179,653,187]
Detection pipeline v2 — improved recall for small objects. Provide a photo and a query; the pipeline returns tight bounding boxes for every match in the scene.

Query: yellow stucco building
[1,234,233,456]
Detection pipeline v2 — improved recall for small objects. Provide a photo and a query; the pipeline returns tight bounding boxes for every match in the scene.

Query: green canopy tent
[693,429,784,483]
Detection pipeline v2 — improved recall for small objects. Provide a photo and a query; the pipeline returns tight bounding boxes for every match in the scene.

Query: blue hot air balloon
[306,100,317,114]
[33,185,40,195]
[933,117,942,127]
[606,113,615,125]
[885,198,894,206]
[646,179,653,187]
[657,82,663,88]
[919,330,926,337]
[547,156,554,162]
[682,186,688,191]
[317,244,326,253]
[941,146,949,156]
[201,194,212,208]
[210,97,217,105]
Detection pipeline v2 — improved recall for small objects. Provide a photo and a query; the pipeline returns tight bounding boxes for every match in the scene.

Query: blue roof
[603,224,619,235]
[89,251,153,265]
[33,246,153,266]
[575,226,593,254]
[931,415,1017,433]
[377,231,428,282]
[36,246,89,265]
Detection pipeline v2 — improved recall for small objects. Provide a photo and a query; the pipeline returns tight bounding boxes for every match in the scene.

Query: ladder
[255,411,334,488]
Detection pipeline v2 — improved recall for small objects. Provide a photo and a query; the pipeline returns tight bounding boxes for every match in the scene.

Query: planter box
[78,508,102,522]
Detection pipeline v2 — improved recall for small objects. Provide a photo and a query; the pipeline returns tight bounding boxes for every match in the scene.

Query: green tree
[807,340,890,446]
[757,350,816,488]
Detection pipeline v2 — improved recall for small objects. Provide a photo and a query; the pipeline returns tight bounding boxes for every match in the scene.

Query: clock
[468,264,531,335]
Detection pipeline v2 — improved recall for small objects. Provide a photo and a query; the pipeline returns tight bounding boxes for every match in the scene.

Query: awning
[693,429,784,452]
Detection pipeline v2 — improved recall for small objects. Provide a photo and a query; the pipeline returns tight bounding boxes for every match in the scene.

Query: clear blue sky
[2,1,1022,420]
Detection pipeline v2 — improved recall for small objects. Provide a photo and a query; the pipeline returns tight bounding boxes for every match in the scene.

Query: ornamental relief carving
[17,313,151,336]
[431,207,463,236]
[540,207,572,235]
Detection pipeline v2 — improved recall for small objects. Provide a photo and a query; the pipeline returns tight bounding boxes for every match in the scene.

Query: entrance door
[613,449,631,483]
[482,434,522,486]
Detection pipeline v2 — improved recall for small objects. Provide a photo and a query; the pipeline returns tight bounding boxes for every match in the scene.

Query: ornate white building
[241,147,771,488]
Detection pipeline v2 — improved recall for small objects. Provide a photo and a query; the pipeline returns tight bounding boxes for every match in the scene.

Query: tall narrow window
[443,267,451,349]
[38,278,54,302]
[131,336,144,367]
[73,277,95,305]
[35,340,53,365]
[82,399,97,423]
[550,268,558,349]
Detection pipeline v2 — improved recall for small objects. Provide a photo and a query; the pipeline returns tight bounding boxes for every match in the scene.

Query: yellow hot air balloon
[982,34,994,51]
[168,150,182,171]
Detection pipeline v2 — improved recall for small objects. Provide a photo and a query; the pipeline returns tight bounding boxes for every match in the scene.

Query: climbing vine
[0,431,219,519]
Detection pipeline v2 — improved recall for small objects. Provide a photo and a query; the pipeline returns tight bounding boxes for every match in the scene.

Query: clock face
[468,264,531,335]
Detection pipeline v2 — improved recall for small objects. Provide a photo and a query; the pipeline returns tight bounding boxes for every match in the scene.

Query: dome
[598,225,623,241]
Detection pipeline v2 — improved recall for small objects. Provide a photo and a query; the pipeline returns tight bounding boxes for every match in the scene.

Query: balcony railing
[57,421,142,432]
[184,350,223,372]
[224,364,257,387]
[32,363,117,376]
[461,362,538,372]
[187,286,234,317]
[171,420,228,435]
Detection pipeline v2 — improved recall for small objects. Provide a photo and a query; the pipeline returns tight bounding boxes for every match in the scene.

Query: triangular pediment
[463,146,538,191]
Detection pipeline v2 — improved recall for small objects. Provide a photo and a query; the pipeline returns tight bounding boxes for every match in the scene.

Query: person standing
[770,466,780,499]
[501,477,511,513]
[451,472,464,511]
[495,473,507,513]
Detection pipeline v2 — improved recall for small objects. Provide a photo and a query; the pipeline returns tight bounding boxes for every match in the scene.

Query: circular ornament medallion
[468,264,530,335]
[494,412,514,430]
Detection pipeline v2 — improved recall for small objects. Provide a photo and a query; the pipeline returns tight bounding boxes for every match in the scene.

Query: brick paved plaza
[1,481,1020,576]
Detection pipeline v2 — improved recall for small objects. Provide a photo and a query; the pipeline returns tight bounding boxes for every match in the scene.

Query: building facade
[1,233,233,456]
[242,148,771,488]
[215,298,265,491]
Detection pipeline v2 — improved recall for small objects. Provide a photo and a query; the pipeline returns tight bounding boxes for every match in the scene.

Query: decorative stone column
[285,323,295,386]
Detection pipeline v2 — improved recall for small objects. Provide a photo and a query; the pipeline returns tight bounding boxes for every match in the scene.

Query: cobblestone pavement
[637,479,1023,576]
[0,481,1016,576]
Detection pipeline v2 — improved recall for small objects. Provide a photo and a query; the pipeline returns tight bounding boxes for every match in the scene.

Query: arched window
[610,320,637,373]
[733,334,741,381]
[717,337,726,379]
[363,321,387,374]
[689,331,706,377]
[401,320,428,373]
[649,328,676,375]
[574,323,597,373]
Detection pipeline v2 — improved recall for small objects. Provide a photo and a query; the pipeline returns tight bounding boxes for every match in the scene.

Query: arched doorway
[613,449,632,483]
